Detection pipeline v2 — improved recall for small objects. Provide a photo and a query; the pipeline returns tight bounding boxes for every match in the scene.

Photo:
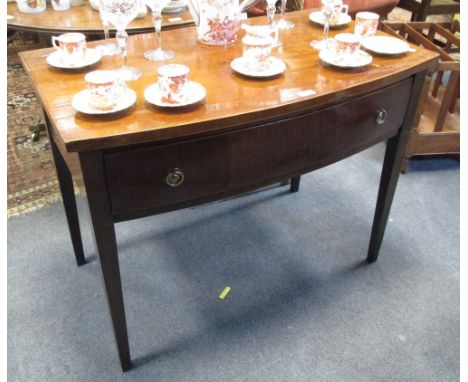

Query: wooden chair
[382,21,460,171]
[397,0,459,21]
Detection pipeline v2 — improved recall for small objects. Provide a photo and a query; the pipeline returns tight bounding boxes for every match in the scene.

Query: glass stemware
[265,0,276,29]
[310,0,336,50]
[96,0,120,56]
[103,0,143,81]
[144,0,174,61]
[265,0,280,46]
[276,0,294,30]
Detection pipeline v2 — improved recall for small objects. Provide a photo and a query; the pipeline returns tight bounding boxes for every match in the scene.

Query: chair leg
[431,71,443,98]
[448,77,459,114]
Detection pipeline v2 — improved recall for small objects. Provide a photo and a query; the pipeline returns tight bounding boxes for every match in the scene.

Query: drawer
[105,78,412,217]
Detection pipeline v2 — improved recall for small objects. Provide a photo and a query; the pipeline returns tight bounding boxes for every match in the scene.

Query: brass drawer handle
[165,168,184,187]
[375,108,387,125]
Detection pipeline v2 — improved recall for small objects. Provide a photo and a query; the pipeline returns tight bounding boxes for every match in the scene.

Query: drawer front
[105,79,412,217]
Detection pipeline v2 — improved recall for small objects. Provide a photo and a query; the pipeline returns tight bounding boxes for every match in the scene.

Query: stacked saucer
[162,0,187,14]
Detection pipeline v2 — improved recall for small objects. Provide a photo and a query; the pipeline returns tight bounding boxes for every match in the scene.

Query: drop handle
[375,108,387,125]
[165,168,184,187]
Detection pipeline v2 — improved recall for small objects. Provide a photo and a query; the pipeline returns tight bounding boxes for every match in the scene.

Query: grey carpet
[7,143,460,382]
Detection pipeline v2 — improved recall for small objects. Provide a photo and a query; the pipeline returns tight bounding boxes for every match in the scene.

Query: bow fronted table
[18,10,438,371]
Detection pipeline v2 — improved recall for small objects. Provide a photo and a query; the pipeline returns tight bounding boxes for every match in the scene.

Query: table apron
[104,78,412,221]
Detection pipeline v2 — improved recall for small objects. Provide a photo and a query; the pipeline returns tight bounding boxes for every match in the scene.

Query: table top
[18,9,438,153]
[7,1,193,34]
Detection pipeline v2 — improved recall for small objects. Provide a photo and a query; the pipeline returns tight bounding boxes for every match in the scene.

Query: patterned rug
[6,51,64,219]
[5,7,453,219]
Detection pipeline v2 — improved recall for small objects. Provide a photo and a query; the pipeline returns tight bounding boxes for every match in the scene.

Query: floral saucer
[309,11,352,28]
[47,48,102,69]
[72,88,136,115]
[162,0,187,13]
[144,81,206,108]
[319,49,373,69]
[231,57,286,78]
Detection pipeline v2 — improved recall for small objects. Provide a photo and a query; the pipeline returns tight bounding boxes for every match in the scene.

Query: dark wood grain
[18,10,440,371]
[290,176,301,193]
[367,71,426,263]
[105,78,411,219]
[397,0,459,21]
[79,151,131,371]
[46,111,86,266]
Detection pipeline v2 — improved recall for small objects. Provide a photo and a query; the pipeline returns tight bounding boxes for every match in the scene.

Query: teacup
[332,33,361,58]
[241,24,277,72]
[85,70,125,111]
[51,32,86,65]
[157,64,189,104]
[354,11,380,38]
[328,1,348,24]
[16,0,46,13]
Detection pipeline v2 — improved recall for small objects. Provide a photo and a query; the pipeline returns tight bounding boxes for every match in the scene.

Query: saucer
[167,0,187,6]
[231,57,286,78]
[162,5,187,13]
[319,49,372,68]
[72,88,137,115]
[163,0,187,13]
[47,48,102,69]
[144,81,206,108]
[361,36,413,55]
[309,11,352,28]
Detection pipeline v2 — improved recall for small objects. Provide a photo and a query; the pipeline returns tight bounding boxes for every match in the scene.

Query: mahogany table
[18,10,438,371]
[7,1,193,35]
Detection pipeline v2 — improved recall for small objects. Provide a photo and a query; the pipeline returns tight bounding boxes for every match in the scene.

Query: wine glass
[103,0,143,81]
[265,0,276,29]
[265,0,280,46]
[310,0,336,50]
[144,0,174,61]
[276,0,294,30]
[96,0,120,56]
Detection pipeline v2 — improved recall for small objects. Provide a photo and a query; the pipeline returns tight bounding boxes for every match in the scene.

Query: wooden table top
[7,1,193,34]
[18,10,439,153]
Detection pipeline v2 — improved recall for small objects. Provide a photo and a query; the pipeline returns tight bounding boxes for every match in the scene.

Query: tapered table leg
[290,176,301,193]
[80,151,131,371]
[45,112,86,266]
[367,135,407,263]
[367,72,427,263]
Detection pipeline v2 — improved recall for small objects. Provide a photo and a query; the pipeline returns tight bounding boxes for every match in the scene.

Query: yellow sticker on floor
[219,286,231,300]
